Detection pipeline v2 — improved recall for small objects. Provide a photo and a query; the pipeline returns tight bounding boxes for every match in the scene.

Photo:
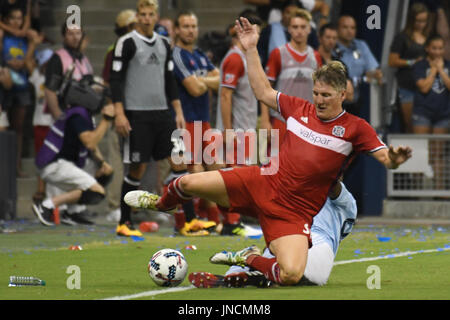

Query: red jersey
[262,92,387,218]
[265,44,322,83]
[220,51,244,88]
[216,46,258,131]
[265,44,322,122]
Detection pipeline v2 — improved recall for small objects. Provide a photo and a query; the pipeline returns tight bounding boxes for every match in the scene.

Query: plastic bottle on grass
[8,276,46,287]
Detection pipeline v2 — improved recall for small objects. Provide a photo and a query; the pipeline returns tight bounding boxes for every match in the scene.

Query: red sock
[247,256,282,284]
[174,208,186,231]
[157,176,192,211]
[198,198,207,210]
[218,205,240,225]
[223,211,241,225]
[206,206,221,224]
[195,198,208,219]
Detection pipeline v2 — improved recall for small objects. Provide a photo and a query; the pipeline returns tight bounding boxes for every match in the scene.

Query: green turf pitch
[0,222,449,300]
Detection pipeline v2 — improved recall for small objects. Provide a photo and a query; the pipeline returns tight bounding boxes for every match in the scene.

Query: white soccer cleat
[209,245,261,266]
[124,190,160,210]
[243,224,263,238]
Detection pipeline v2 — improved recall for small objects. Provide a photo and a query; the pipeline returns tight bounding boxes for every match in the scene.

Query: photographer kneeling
[33,100,115,226]
[32,23,114,226]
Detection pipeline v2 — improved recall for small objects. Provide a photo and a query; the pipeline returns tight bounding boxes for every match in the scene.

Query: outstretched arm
[437,8,450,42]
[235,17,278,110]
[371,145,412,169]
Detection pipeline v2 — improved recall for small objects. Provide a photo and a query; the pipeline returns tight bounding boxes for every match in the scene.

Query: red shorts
[184,121,219,165]
[219,165,312,248]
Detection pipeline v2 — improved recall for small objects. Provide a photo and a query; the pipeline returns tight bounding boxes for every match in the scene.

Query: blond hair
[312,61,347,92]
[288,8,312,25]
[116,9,137,28]
[137,0,158,11]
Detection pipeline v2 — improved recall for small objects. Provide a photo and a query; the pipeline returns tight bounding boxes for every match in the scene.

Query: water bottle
[8,276,46,287]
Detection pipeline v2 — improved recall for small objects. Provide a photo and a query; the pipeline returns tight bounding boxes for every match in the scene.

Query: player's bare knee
[280,269,304,285]
[278,261,305,285]
[179,174,193,193]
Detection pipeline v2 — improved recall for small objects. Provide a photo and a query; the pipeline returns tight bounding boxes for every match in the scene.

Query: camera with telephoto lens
[59,69,111,114]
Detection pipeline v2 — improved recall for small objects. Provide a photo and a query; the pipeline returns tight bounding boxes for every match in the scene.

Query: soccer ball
[148,249,188,287]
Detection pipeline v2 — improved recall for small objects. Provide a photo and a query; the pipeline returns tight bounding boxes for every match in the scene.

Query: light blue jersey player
[299,181,356,285]
[310,180,357,256]
[189,181,357,287]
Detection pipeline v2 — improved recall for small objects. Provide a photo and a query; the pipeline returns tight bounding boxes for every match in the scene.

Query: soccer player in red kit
[260,8,322,143]
[125,17,412,286]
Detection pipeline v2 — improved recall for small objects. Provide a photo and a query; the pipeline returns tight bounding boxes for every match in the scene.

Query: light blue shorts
[398,88,415,104]
[412,113,450,129]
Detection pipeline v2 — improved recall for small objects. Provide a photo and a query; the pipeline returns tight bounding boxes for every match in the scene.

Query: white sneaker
[243,224,263,238]
[124,190,160,210]
[209,245,261,266]
[124,190,176,213]
[106,208,120,222]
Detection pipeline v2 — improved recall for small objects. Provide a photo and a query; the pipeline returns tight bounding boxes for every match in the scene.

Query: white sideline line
[102,285,195,300]
[102,247,449,300]
[333,247,449,265]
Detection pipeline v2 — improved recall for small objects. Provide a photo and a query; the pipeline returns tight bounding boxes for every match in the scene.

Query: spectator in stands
[0,0,29,31]
[29,0,41,32]
[413,34,450,134]
[2,6,39,176]
[334,14,382,116]
[30,48,53,204]
[388,3,429,133]
[409,0,441,35]
[257,0,319,68]
[244,0,329,26]
[307,0,329,27]
[158,17,174,38]
[413,35,450,189]
[317,23,337,64]
[260,8,322,143]
[0,0,41,50]
[156,16,175,44]
[436,4,450,60]
[172,10,222,235]
[317,23,353,102]
[243,0,283,23]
